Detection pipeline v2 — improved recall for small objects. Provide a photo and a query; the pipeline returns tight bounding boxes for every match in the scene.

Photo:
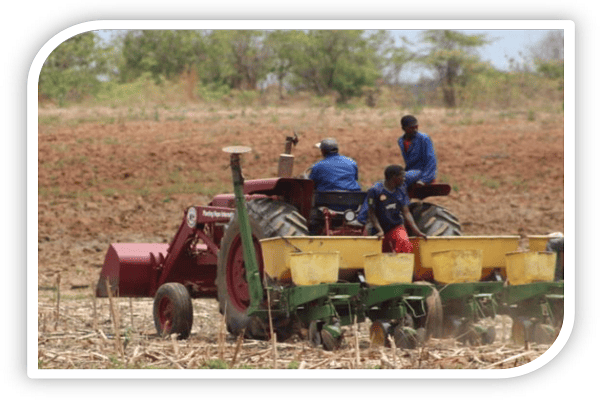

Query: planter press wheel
[152,282,193,340]
[216,198,309,339]
[308,320,342,351]
[393,325,423,349]
[456,322,496,346]
[513,318,555,345]
[481,325,496,345]
[511,316,534,345]
[321,329,343,352]
[533,323,556,345]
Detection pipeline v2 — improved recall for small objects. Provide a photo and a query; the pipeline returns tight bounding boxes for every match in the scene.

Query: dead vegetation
[37,284,552,370]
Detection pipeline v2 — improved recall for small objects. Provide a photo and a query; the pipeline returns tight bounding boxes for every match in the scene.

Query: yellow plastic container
[410,236,519,281]
[528,236,551,252]
[431,249,483,283]
[289,252,340,286]
[260,236,381,280]
[505,251,557,285]
[363,253,415,286]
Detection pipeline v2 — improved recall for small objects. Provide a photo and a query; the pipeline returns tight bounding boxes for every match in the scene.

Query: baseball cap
[315,138,339,153]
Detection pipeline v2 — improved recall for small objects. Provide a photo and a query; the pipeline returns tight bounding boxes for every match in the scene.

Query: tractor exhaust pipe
[277,131,299,178]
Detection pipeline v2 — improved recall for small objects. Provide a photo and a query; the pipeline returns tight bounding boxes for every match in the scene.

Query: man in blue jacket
[398,115,437,185]
[309,138,361,192]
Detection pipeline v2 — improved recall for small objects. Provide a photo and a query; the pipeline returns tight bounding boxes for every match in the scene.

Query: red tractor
[97,135,460,340]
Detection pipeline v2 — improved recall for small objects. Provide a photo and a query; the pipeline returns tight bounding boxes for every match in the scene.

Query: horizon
[95,28,562,84]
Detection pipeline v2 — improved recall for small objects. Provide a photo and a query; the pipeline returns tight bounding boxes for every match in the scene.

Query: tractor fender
[407,183,451,200]
[209,178,314,220]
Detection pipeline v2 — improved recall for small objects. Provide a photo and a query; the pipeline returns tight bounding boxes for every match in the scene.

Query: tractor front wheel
[153,282,193,340]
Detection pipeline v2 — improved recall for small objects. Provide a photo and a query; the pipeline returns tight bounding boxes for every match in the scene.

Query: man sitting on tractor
[305,138,363,234]
[358,165,426,253]
[398,115,437,186]
[309,138,361,192]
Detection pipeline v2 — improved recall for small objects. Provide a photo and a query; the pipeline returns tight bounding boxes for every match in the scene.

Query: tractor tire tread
[409,202,462,237]
[216,199,308,339]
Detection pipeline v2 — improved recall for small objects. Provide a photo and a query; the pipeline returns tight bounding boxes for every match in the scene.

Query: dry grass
[37,286,553,370]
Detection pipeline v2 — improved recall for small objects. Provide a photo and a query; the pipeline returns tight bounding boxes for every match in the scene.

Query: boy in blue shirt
[358,165,426,253]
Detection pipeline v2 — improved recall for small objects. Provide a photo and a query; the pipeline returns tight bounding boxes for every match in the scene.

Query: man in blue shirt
[358,165,426,253]
[398,115,437,186]
[309,138,361,192]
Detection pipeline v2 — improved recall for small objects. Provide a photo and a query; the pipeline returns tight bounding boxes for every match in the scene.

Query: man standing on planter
[358,165,427,253]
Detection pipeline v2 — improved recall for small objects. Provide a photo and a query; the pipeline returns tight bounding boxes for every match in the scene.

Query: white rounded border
[28,19,574,380]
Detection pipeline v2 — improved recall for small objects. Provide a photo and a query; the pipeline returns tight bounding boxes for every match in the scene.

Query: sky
[96,28,561,83]
[393,29,560,81]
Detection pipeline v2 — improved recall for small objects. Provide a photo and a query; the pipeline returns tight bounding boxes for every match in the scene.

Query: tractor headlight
[344,210,356,222]
[186,207,197,228]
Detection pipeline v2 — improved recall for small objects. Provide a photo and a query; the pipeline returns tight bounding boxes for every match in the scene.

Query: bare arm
[368,206,385,238]
[403,205,426,239]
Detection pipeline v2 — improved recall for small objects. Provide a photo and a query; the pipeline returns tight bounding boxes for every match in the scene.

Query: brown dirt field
[37,105,564,370]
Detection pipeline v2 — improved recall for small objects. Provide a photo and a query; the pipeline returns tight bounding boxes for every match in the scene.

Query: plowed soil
[36,105,564,370]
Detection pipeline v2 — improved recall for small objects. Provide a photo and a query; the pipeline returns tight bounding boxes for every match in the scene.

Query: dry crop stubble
[38,286,552,369]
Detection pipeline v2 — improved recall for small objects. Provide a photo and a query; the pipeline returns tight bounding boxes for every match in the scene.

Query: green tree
[528,30,564,80]
[118,30,206,83]
[366,30,415,86]
[528,30,564,63]
[200,30,270,90]
[291,30,380,103]
[196,30,235,90]
[419,30,491,107]
[265,30,305,99]
[39,32,108,106]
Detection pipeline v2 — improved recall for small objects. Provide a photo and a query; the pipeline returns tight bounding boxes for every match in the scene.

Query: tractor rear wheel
[153,282,193,340]
[409,202,461,236]
[216,198,309,339]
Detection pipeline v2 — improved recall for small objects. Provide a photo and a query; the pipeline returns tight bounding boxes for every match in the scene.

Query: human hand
[416,231,427,240]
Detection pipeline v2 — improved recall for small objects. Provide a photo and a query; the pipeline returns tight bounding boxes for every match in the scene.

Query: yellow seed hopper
[527,235,552,252]
[409,236,521,281]
[261,235,554,285]
[260,236,382,283]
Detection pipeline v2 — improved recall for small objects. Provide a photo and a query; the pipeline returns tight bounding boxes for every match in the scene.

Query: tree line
[38,29,564,107]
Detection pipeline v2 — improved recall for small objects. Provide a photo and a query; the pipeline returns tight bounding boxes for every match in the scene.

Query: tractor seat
[314,191,367,212]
